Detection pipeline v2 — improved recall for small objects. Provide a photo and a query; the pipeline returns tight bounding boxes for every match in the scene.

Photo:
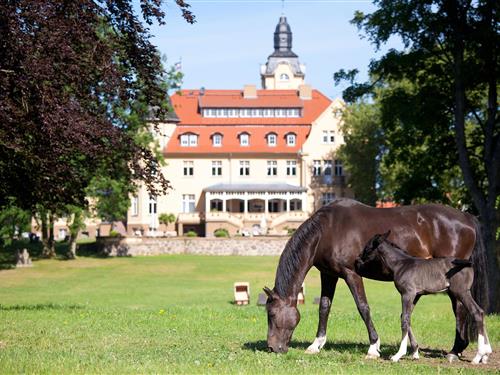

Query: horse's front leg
[306,272,338,354]
[391,293,415,362]
[344,270,380,359]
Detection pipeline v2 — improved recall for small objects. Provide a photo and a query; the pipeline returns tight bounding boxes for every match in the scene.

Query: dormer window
[180,133,198,147]
[212,133,222,147]
[267,133,277,147]
[239,133,250,146]
[286,133,296,146]
[280,73,289,81]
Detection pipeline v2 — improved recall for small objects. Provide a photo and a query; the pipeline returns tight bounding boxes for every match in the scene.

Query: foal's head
[355,230,394,276]
[263,286,300,353]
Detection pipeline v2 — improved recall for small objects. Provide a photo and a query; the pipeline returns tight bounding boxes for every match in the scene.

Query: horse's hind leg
[344,270,380,359]
[306,273,338,354]
[447,292,469,361]
[456,292,492,364]
[391,293,416,362]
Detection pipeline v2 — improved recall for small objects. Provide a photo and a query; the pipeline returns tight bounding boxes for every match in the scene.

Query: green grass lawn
[0,254,498,374]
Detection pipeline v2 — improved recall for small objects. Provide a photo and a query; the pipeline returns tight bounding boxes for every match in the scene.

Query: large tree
[347,0,499,312]
[0,1,194,256]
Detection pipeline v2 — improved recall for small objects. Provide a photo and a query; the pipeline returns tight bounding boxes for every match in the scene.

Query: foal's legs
[306,273,339,354]
[344,270,380,358]
[391,293,416,362]
[455,292,492,364]
[408,295,421,359]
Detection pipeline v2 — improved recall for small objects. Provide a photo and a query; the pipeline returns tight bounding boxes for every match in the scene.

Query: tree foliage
[0,0,194,215]
[341,0,499,312]
[337,102,382,206]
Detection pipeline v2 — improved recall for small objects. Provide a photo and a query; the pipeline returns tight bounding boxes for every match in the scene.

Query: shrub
[159,213,176,226]
[185,230,198,237]
[109,230,121,238]
[214,228,229,238]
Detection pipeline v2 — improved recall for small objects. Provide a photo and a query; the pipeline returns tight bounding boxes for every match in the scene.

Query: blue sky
[147,0,397,99]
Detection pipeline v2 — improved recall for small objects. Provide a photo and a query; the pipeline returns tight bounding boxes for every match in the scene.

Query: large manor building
[125,16,352,237]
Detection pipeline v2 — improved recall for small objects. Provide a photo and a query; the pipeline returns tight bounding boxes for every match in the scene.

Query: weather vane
[281,0,285,14]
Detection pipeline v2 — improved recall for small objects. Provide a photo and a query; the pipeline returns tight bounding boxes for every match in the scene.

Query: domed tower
[261,16,306,90]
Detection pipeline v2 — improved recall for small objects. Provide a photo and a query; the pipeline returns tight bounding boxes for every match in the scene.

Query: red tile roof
[165,125,309,155]
[170,89,331,125]
[199,91,304,108]
[165,88,331,154]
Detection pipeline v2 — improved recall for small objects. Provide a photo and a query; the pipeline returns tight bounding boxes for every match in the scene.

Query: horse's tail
[470,216,489,311]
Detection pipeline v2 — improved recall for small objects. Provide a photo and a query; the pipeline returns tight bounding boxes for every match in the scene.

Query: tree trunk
[41,212,56,258]
[67,236,77,259]
[449,3,500,313]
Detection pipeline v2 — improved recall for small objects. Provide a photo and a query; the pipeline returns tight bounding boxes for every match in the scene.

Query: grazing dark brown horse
[357,231,491,363]
[264,198,487,360]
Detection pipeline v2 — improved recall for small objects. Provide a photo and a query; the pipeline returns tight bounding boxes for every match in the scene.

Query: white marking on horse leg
[305,336,326,354]
[473,334,486,364]
[480,355,489,364]
[391,333,408,362]
[366,338,381,359]
[412,348,419,360]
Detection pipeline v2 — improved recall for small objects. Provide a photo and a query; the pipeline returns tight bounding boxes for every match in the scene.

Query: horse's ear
[263,286,275,300]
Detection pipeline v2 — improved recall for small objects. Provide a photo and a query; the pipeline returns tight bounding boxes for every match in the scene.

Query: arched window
[239,133,250,146]
[280,73,289,80]
[212,133,222,147]
[180,133,198,147]
[267,133,277,147]
[286,133,296,146]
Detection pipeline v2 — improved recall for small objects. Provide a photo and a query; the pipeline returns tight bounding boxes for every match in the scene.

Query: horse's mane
[274,208,325,297]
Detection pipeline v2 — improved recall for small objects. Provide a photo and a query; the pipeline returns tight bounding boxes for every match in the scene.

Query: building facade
[126,16,352,237]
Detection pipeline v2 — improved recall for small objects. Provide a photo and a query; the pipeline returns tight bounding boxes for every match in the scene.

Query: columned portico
[204,183,308,236]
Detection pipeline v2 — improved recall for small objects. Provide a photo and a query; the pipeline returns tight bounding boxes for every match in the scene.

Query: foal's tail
[470,216,489,311]
[446,259,472,279]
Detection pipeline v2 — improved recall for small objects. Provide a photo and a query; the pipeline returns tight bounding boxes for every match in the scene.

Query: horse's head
[355,230,392,278]
[263,286,300,354]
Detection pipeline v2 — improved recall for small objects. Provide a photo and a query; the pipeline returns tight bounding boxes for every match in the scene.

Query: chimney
[299,84,312,100]
[243,84,257,99]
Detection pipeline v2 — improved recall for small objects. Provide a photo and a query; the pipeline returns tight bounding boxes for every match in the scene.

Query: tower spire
[261,15,305,90]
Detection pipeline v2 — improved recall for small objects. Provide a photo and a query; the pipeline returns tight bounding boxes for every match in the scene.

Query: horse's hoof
[481,355,489,364]
[390,355,400,362]
[412,351,420,360]
[365,353,380,360]
[446,353,459,363]
[305,347,320,355]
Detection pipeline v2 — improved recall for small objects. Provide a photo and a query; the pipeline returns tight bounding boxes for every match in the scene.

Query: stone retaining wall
[96,237,289,256]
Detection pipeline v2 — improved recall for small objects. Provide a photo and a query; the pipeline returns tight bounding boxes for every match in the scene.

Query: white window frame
[212,160,222,176]
[334,160,343,176]
[148,195,157,215]
[131,196,139,216]
[212,134,222,147]
[183,161,194,176]
[324,160,332,176]
[286,160,297,176]
[322,130,335,144]
[286,133,296,146]
[267,160,278,176]
[267,133,277,147]
[240,133,249,146]
[313,160,322,176]
[239,161,250,176]
[182,194,196,213]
